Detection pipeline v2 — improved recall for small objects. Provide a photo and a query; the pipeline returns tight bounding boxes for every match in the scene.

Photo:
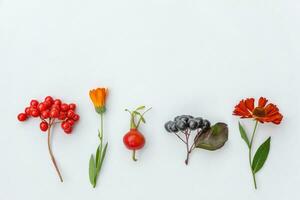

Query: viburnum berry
[66,119,75,126]
[61,121,71,130]
[51,104,61,111]
[31,109,40,117]
[64,127,72,134]
[45,96,54,103]
[38,103,47,112]
[60,103,69,112]
[53,99,62,106]
[50,109,60,118]
[58,112,67,120]
[18,113,27,121]
[67,110,75,119]
[25,107,31,115]
[69,103,76,111]
[30,100,39,107]
[40,121,49,132]
[41,110,50,119]
[73,114,80,121]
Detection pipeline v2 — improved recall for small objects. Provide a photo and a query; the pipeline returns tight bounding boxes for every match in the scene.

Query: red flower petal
[258,97,268,108]
[245,98,255,111]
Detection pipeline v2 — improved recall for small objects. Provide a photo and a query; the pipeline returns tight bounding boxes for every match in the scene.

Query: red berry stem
[47,118,63,182]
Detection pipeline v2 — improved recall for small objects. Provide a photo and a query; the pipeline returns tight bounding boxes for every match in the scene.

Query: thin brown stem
[47,120,63,182]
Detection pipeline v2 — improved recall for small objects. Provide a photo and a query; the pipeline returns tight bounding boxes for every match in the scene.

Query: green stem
[98,113,104,140]
[132,150,138,161]
[130,113,137,129]
[249,121,258,189]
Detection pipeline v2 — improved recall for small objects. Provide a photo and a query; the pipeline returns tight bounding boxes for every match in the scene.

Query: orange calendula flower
[89,88,108,114]
[233,97,283,124]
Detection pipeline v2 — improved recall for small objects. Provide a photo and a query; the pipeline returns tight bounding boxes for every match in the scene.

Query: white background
[1,0,300,199]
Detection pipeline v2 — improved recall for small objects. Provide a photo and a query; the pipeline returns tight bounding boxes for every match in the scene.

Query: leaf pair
[195,123,228,151]
[238,122,271,174]
[89,142,108,188]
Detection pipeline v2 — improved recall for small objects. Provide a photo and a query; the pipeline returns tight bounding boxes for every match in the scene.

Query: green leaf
[195,123,228,151]
[95,145,101,168]
[133,111,141,115]
[252,137,271,173]
[96,143,108,173]
[239,122,250,148]
[89,155,96,187]
[136,106,145,110]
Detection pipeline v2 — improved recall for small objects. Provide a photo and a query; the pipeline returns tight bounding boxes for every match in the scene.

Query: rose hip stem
[47,118,63,182]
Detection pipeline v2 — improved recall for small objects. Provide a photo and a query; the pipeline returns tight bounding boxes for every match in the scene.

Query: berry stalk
[47,119,63,182]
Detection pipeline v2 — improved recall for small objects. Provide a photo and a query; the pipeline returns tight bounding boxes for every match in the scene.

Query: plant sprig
[125,106,152,129]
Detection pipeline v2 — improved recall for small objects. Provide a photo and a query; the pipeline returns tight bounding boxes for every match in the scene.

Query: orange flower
[233,97,283,124]
[89,88,108,114]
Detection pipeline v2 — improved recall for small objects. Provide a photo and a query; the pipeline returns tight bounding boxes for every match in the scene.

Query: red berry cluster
[18,96,80,134]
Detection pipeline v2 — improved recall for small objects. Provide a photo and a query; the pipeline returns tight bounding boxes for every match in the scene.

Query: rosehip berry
[53,99,62,106]
[60,103,69,112]
[31,109,40,117]
[38,103,47,112]
[58,112,67,120]
[73,114,80,121]
[41,110,50,119]
[17,113,27,121]
[50,109,59,118]
[25,107,31,115]
[67,110,75,119]
[67,119,75,126]
[61,121,71,130]
[40,121,49,132]
[30,100,39,107]
[63,127,72,134]
[69,103,76,111]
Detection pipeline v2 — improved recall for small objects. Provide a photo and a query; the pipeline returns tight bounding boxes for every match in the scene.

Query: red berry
[40,121,49,132]
[53,99,62,106]
[25,107,31,115]
[41,110,50,119]
[61,121,71,130]
[73,114,80,121]
[69,103,76,111]
[44,96,54,102]
[44,100,53,108]
[18,113,27,121]
[60,103,69,112]
[38,103,47,112]
[67,119,75,126]
[58,112,67,120]
[50,109,59,118]
[51,104,61,111]
[30,100,39,107]
[64,127,73,134]
[31,109,40,117]
[67,110,75,118]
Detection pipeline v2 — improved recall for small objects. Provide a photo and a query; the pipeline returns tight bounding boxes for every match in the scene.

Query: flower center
[252,107,266,117]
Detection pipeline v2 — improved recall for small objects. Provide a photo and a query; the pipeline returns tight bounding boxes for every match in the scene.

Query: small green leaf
[89,155,96,187]
[136,106,145,110]
[133,111,141,115]
[95,145,101,168]
[239,122,250,148]
[252,137,271,173]
[97,143,108,173]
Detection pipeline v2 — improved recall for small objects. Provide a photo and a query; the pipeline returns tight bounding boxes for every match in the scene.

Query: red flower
[233,97,283,124]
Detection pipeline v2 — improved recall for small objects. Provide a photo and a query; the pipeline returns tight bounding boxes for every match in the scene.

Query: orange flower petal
[258,97,268,108]
[245,98,255,111]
